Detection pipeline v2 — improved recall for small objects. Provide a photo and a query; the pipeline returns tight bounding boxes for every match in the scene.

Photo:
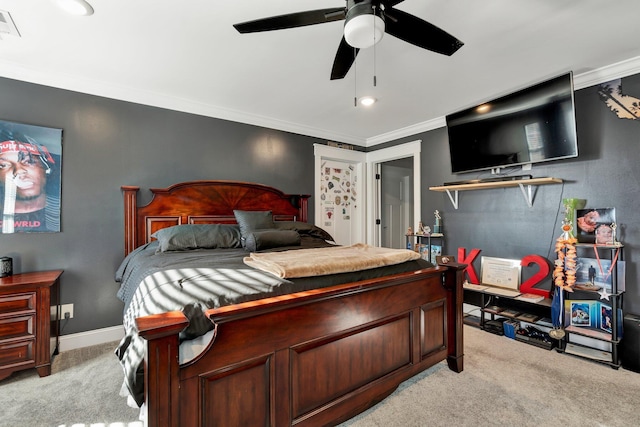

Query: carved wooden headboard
[121,180,310,256]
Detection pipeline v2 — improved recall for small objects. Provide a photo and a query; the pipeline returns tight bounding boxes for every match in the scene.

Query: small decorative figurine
[433,210,442,233]
[406,226,413,236]
[417,221,424,235]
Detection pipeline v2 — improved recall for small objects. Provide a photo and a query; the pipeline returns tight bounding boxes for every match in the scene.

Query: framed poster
[0,119,62,233]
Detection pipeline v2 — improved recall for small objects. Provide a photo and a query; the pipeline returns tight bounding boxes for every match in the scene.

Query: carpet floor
[1,325,639,427]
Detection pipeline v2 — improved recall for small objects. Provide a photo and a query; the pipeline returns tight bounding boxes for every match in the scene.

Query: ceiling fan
[233,0,464,80]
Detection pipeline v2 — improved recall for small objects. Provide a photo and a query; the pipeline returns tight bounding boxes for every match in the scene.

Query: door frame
[314,140,421,246]
[366,140,421,246]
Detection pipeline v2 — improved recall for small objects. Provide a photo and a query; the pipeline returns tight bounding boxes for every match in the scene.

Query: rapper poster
[0,119,62,233]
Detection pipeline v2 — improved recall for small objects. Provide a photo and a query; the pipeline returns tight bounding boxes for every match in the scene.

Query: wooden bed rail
[136,263,465,427]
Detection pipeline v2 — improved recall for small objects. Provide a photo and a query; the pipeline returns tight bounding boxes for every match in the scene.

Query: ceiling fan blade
[384,8,463,56]
[381,0,405,7]
[331,36,360,80]
[234,8,345,33]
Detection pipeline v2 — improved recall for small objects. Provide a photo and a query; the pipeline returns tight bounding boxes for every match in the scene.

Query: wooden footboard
[137,263,465,427]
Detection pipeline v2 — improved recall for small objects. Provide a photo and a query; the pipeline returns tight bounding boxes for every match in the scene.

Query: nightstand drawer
[0,270,62,379]
[0,314,35,340]
[0,292,36,314]
[0,338,34,367]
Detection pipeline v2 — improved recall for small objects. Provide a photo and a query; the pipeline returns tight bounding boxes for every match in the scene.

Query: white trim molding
[59,325,124,352]
[365,55,640,147]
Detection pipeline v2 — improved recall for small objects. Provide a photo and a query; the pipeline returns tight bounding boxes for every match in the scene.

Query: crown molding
[0,60,364,146]
[364,55,640,147]
[2,55,640,148]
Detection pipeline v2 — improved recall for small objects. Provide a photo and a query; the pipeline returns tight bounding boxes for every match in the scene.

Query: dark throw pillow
[274,221,335,242]
[242,229,301,252]
[151,224,242,253]
[233,210,275,236]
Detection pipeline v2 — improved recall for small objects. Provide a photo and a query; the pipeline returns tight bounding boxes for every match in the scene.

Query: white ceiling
[1,1,640,147]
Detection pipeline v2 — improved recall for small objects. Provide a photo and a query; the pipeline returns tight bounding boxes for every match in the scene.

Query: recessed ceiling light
[359,96,377,107]
[54,0,94,16]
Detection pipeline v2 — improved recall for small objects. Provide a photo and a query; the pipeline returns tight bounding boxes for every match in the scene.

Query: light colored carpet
[340,326,640,426]
[0,341,141,427]
[1,326,638,427]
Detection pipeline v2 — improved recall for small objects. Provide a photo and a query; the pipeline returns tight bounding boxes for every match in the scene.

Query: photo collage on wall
[319,162,356,229]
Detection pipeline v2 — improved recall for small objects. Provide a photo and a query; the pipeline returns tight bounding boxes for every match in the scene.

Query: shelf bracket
[518,183,538,208]
[444,189,459,210]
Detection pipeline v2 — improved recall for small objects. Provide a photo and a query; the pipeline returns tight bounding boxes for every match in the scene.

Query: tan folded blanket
[243,243,421,278]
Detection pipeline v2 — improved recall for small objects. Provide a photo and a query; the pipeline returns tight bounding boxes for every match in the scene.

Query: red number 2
[520,254,550,297]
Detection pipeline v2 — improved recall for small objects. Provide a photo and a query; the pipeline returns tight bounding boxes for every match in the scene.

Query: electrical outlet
[61,303,74,319]
[50,304,74,320]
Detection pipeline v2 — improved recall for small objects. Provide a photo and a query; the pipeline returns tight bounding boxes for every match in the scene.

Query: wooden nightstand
[0,270,63,381]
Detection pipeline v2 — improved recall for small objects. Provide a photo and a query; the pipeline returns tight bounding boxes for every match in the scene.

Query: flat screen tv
[446,72,578,175]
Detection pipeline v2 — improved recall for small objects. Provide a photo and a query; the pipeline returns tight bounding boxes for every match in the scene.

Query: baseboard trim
[59,325,124,352]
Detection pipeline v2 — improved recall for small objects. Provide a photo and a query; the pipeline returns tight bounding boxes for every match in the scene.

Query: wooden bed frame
[121,180,465,427]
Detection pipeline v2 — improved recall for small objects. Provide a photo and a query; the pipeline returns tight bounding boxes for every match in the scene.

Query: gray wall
[383,74,640,314]
[2,71,638,338]
[0,77,320,335]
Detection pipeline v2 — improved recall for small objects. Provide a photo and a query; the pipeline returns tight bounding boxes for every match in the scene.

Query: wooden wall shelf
[429,177,563,209]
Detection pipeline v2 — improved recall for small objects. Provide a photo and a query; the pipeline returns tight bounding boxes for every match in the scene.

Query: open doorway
[379,158,413,249]
[366,140,421,248]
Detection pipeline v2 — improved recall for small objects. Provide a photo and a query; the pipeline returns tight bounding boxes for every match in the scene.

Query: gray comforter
[114,237,432,407]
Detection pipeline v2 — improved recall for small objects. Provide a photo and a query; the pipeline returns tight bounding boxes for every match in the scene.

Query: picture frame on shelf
[564,300,622,340]
[600,305,613,334]
[569,301,594,327]
[480,257,521,289]
[575,257,625,292]
[415,243,430,262]
[576,207,616,244]
[430,244,442,264]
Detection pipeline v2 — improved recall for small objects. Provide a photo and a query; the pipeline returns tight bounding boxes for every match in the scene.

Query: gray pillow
[233,210,275,236]
[151,224,242,253]
[242,229,301,252]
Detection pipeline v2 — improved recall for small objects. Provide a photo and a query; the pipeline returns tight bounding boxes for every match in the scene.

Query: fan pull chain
[353,46,357,107]
[373,6,377,87]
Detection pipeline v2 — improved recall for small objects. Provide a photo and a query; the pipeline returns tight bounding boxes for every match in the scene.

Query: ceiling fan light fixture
[54,0,94,16]
[344,4,384,49]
